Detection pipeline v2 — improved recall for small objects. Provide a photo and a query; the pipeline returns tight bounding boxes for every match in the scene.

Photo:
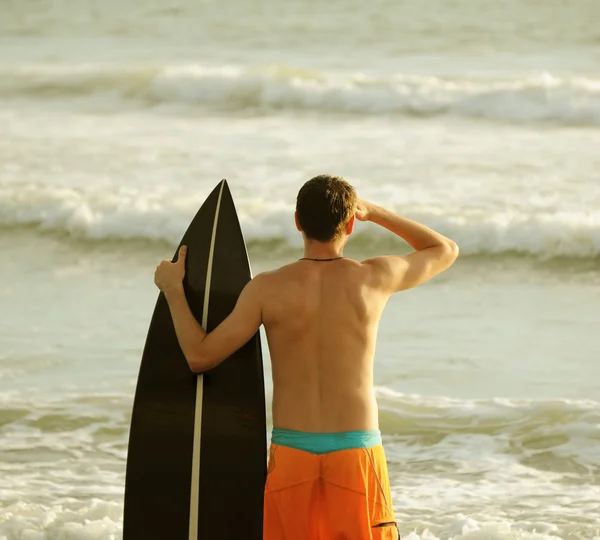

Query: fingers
[154,246,187,290]
[177,245,187,264]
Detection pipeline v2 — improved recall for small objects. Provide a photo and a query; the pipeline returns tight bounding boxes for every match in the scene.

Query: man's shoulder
[253,259,369,285]
[245,265,296,305]
[252,259,326,292]
[251,262,298,285]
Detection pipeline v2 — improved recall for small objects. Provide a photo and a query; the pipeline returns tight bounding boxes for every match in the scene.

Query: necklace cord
[299,257,345,261]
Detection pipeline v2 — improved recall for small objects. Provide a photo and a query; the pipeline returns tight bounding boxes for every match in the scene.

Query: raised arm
[356,200,459,293]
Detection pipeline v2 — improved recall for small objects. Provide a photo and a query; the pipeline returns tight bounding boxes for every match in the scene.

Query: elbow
[184,339,212,373]
[441,240,459,266]
[446,240,459,260]
[186,352,208,374]
[187,352,221,374]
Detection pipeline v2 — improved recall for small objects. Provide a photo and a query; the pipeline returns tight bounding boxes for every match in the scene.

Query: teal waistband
[271,428,382,455]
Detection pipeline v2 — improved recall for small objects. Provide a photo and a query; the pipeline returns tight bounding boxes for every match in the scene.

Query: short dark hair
[296,175,357,242]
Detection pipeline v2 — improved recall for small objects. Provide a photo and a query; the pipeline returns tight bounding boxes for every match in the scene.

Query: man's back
[261,258,387,433]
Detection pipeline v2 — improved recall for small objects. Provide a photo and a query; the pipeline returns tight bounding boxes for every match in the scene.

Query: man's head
[295,175,357,243]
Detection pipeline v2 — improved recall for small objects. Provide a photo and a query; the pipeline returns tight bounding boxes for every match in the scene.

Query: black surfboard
[124,180,267,539]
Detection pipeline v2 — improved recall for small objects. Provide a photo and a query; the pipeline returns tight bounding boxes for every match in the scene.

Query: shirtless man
[154,175,459,539]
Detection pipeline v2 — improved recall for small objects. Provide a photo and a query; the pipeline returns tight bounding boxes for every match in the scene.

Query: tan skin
[155,199,459,433]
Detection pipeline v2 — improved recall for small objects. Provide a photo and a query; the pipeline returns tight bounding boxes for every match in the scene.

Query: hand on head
[355,199,375,222]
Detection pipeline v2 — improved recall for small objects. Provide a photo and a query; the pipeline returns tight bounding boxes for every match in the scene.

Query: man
[154,175,459,539]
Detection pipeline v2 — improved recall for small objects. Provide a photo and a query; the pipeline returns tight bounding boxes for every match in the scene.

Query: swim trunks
[263,430,399,539]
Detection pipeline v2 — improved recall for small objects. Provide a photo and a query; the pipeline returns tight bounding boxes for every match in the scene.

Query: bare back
[260,259,388,433]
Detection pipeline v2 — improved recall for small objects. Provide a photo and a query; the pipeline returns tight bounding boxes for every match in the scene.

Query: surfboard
[124,180,267,539]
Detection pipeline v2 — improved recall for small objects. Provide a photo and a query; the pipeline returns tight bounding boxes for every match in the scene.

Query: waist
[271,428,382,455]
[272,388,379,433]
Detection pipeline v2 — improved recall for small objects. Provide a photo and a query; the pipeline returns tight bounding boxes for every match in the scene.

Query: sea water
[1,0,599,538]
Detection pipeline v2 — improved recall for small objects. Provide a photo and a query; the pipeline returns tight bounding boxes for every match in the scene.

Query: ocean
[1,0,599,538]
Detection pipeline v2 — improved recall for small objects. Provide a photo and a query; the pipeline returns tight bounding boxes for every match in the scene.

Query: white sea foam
[0,502,586,540]
[2,64,600,125]
[1,183,598,258]
[0,501,122,540]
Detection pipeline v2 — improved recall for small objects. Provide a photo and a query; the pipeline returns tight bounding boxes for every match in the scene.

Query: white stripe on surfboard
[189,180,225,540]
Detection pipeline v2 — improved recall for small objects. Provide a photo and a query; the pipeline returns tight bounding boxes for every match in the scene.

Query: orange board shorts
[263,443,399,539]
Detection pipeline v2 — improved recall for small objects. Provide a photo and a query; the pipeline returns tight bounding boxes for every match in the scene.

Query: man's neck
[302,238,346,260]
